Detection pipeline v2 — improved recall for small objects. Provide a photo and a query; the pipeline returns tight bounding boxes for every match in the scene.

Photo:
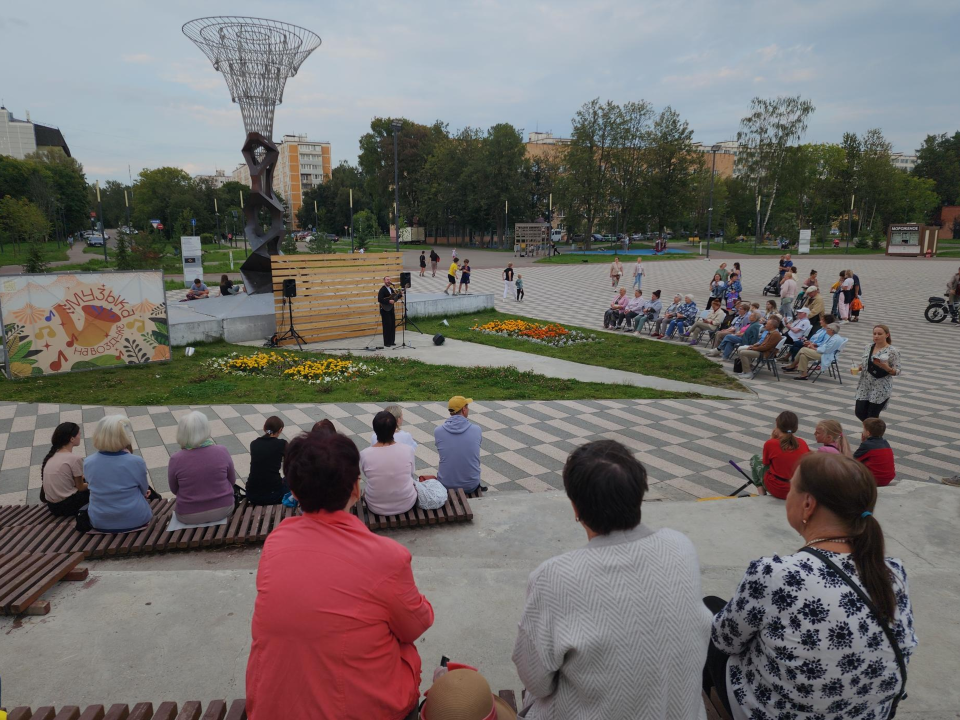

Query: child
[813,419,852,456]
[515,274,524,301]
[419,251,426,277]
[458,259,471,294]
[749,411,810,498]
[854,418,896,486]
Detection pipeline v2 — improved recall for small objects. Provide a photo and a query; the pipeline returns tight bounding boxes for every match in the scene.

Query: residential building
[694,141,738,179]
[230,162,251,188]
[938,206,960,241]
[0,106,71,159]
[890,152,917,172]
[194,168,230,189]
[275,134,332,227]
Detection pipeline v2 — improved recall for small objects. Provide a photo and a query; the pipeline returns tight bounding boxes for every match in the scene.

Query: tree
[131,167,195,239]
[114,230,134,270]
[0,195,49,250]
[297,162,370,235]
[558,99,621,248]
[736,95,816,238]
[913,131,960,209]
[352,209,379,251]
[644,106,701,234]
[24,241,48,273]
[609,100,654,232]
[472,123,530,246]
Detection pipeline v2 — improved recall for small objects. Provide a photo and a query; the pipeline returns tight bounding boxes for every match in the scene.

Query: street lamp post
[124,189,131,229]
[706,144,720,261]
[505,200,509,250]
[754,195,762,255]
[349,188,354,253]
[95,181,108,263]
[214,197,221,245]
[391,119,402,253]
[846,194,854,254]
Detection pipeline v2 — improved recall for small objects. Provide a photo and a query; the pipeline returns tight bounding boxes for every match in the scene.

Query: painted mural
[0,272,170,378]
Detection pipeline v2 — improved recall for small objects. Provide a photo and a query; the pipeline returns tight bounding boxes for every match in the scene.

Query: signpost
[798,229,811,255]
[180,235,203,288]
[150,219,161,230]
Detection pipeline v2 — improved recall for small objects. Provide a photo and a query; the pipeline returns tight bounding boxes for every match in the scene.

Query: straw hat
[420,669,517,720]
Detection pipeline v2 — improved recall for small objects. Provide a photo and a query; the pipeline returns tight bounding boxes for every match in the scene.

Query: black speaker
[399,271,412,289]
[282,278,297,298]
[433,334,445,346]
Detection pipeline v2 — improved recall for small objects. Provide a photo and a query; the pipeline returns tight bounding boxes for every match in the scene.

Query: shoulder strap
[801,547,906,718]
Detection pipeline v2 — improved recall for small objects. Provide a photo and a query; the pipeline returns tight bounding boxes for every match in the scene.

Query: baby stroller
[762,275,781,296]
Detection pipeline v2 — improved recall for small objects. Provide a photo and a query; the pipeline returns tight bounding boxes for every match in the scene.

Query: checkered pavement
[2,256,958,504]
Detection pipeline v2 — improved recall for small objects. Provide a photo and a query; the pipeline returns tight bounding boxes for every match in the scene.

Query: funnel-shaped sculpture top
[183,16,321,139]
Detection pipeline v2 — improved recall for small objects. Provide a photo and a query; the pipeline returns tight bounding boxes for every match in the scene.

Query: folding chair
[810,337,848,384]
[751,338,787,381]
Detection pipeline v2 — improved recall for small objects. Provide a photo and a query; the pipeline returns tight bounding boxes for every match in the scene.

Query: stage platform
[167,291,494,346]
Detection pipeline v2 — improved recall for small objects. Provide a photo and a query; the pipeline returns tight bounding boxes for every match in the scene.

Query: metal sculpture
[183,17,321,294]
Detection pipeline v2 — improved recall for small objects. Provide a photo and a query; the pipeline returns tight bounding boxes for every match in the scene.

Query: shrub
[280,235,299,254]
[200,232,215,245]
[114,231,134,270]
[23,240,48,273]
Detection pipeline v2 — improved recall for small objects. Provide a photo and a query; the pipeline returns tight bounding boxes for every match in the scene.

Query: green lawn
[0,341,704,405]
[414,309,742,391]
[0,243,70,267]
[536,253,697,265]
[714,242,885,256]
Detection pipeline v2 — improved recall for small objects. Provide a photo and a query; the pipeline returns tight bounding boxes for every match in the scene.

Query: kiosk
[886,224,938,257]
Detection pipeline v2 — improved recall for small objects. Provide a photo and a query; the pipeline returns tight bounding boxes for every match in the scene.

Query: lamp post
[391,119,402,253]
[706,144,720,261]
[846,194,854,254]
[754,194,761,255]
[349,188,354,253]
[95,181,108,263]
[214,197,221,245]
[314,199,319,240]
[124,189,131,229]
[240,191,248,257]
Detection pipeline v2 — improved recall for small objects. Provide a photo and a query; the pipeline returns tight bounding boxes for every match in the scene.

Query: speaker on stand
[271,278,306,350]
[395,272,422,348]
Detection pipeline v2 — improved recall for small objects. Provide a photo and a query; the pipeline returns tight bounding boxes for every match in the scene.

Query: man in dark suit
[378,276,398,347]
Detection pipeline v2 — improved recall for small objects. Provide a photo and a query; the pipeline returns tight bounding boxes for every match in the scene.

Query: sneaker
[705,349,721,357]
[952,319,959,324]
[740,372,755,380]
[941,475,960,487]
[444,289,449,294]
[688,340,698,346]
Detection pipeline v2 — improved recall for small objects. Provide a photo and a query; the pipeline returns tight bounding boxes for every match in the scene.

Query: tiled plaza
[2,255,958,504]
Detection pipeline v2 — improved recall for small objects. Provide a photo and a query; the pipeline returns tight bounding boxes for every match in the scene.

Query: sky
[3,0,958,185]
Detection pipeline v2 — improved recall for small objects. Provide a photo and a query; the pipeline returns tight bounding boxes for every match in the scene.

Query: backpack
[733,357,743,374]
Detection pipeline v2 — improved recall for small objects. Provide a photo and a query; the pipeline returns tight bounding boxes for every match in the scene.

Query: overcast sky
[3,0,957,185]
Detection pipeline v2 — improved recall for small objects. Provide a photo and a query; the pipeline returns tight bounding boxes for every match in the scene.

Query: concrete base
[2,481,957,715]
[405,292,495,318]
[168,293,277,346]
[167,292,493,346]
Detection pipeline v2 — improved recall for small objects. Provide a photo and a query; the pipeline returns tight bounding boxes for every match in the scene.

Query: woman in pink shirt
[246,431,434,720]
[361,410,419,515]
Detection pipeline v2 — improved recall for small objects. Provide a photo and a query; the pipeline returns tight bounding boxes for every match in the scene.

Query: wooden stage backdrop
[270,253,403,344]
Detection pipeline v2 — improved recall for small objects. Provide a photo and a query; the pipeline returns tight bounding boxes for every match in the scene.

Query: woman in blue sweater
[84,415,154,532]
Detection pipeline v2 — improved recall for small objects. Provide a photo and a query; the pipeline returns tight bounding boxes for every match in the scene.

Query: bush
[308,234,332,254]
[114,231,133,270]
[23,240,48,273]
[870,228,884,250]
[854,235,869,249]
[200,232,215,245]
[280,235,298,254]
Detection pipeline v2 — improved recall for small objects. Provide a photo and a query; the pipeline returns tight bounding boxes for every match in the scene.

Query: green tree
[0,195,49,250]
[913,131,960,209]
[114,230,134,270]
[132,167,195,239]
[558,98,621,248]
[609,100,654,233]
[353,209,379,251]
[473,123,530,246]
[24,240,48,273]
[644,106,700,234]
[736,95,816,238]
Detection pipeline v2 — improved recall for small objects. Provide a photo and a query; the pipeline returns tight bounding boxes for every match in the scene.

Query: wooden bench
[0,501,295,560]
[350,489,473,531]
[0,551,87,616]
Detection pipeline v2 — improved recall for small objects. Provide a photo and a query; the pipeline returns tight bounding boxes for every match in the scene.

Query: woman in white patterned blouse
[704,453,917,720]
[855,324,901,421]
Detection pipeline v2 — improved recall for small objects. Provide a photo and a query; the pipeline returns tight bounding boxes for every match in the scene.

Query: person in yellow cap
[434,396,484,494]
[420,667,517,720]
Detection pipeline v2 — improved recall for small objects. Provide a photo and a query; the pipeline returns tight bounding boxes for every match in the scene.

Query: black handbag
[801,548,907,718]
[866,344,890,379]
[733,357,743,374]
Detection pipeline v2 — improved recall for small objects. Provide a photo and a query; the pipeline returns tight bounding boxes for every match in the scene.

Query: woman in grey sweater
[512,440,713,720]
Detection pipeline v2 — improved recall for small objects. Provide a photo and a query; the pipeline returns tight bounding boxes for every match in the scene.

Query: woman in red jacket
[245,431,434,720]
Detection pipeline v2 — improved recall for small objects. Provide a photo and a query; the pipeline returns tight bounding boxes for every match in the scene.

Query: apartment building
[275,134,332,227]
[0,106,71,159]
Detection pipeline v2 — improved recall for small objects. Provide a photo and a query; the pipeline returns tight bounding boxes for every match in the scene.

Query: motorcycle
[925,294,958,323]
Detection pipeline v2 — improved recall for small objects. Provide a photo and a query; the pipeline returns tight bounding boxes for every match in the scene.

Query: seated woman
[168,411,236,524]
[84,415,154,532]
[368,405,418,450]
[749,410,809,498]
[814,418,853,456]
[40,422,88,517]
[311,419,336,434]
[245,431,434,720]
[512,440,712,720]
[219,274,239,296]
[686,297,725,345]
[247,416,287,506]
[361,411,446,515]
[724,271,742,311]
[704,454,916,718]
[661,294,697,339]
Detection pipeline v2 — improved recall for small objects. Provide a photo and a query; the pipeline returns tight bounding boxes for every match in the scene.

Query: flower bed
[472,319,597,347]
[206,351,379,384]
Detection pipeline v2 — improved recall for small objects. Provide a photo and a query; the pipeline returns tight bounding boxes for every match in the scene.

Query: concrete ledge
[405,292,495,318]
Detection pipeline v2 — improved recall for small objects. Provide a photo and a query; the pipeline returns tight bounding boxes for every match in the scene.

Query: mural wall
[0,272,170,378]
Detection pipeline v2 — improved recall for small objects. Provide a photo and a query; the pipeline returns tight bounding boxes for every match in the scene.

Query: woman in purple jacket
[168,411,236,524]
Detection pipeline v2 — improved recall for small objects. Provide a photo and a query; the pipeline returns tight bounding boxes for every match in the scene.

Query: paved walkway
[0,236,94,276]
[3,255,959,504]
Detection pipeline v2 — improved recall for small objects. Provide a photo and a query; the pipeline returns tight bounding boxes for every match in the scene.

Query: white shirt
[625,297,645,313]
[369,429,418,451]
[787,317,811,341]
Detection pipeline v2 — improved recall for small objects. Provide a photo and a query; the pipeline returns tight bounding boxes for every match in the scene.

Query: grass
[0,243,70,267]
[715,242,885,255]
[0,341,705,405]
[536,253,697,264]
[414,309,742,391]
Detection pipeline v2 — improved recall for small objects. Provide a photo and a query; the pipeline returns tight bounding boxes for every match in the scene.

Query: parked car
[317,233,339,243]
[86,234,105,247]
[590,233,605,243]
[629,233,644,242]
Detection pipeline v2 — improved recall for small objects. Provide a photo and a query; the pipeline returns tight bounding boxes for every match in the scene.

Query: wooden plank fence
[270,253,403,344]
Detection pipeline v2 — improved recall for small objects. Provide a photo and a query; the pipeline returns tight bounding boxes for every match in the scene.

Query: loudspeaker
[399,271,412,289]
[282,278,297,298]
[433,334,445,346]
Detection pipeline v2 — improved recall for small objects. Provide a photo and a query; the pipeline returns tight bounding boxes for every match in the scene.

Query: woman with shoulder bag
[704,453,917,719]
[855,324,901,421]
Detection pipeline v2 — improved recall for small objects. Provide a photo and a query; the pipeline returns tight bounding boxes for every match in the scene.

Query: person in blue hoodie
[434,396,484,493]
